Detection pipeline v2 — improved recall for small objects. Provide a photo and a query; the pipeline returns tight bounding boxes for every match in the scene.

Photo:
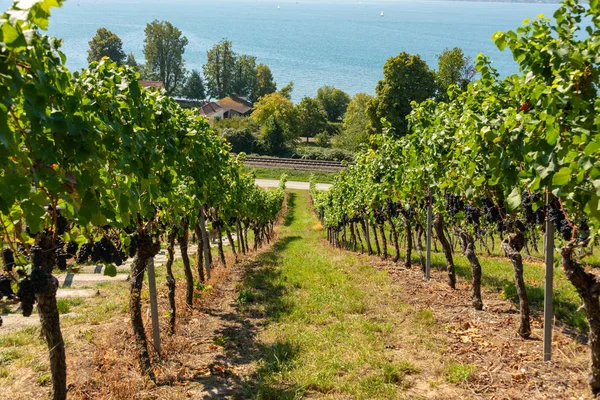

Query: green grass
[239,191,439,399]
[56,297,84,314]
[245,167,336,184]
[444,362,476,384]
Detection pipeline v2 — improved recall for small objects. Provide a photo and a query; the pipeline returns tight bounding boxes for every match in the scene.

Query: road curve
[255,179,332,191]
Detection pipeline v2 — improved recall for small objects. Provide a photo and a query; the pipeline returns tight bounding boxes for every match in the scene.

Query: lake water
[1,0,560,102]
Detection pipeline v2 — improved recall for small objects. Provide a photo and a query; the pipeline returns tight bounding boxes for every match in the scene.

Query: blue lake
[1,0,560,101]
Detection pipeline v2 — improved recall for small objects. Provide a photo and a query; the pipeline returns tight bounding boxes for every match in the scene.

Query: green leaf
[552,167,571,186]
[507,187,522,211]
[103,264,117,277]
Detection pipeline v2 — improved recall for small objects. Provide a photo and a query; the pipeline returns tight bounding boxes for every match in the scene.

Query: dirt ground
[367,257,590,400]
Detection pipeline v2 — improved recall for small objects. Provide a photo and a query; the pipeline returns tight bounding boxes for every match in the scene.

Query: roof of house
[140,80,164,89]
[199,102,223,116]
[217,95,253,115]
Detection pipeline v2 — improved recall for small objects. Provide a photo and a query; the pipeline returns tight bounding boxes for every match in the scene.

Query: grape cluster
[548,199,573,240]
[17,280,35,317]
[445,194,464,216]
[481,197,501,225]
[385,199,398,217]
[29,244,44,267]
[2,247,15,272]
[90,237,123,265]
[76,243,93,264]
[17,266,51,317]
[522,191,545,226]
[0,274,15,299]
[464,204,481,226]
[66,241,79,256]
[55,248,67,271]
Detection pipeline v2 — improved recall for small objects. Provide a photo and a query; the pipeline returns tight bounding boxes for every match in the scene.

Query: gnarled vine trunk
[378,223,388,259]
[165,231,177,334]
[502,232,531,338]
[199,210,211,280]
[130,234,160,382]
[402,213,412,268]
[457,228,483,310]
[226,230,237,261]
[434,213,455,289]
[236,220,244,255]
[37,275,66,400]
[178,227,194,306]
[561,243,600,396]
[194,223,205,283]
[387,216,400,262]
[372,220,381,256]
[216,220,226,266]
[360,218,373,255]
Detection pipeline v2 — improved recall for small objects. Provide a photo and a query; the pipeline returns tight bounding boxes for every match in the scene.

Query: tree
[87,28,126,65]
[143,20,188,95]
[126,52,139,69]
[203,39,237,99]
[262,116,286,155]
[296,97,328,141]
[255,63,277,101]
[181,70,206,100]
[316,85,350,122]
[367,52,436,134]
[232,54,258,99]
[251,92,298,140]
[436,47,477,101]
[335,93,374,151]
[278,81,294,100]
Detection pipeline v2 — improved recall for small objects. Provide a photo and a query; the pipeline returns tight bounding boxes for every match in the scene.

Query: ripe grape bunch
[548,198,574,240]
[17,266,50,317]
[464,204,481,226]
[91,237,123,266]
[2,247,15,272]
[385,198,400,218]
[55,248,67,271]
[0,274,15,299]
[522,191,545,226]
[76,243,93,264]
[444,194,464,217]
[66,241,79,257]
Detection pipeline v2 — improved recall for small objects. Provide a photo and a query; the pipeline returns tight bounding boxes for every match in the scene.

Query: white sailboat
[380,11,384,17]
[277,5,280,9]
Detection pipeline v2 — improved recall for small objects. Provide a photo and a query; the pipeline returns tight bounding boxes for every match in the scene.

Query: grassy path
[241,191,463,399]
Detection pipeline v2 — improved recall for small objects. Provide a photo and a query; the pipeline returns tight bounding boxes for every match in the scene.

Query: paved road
[255,179,332,191]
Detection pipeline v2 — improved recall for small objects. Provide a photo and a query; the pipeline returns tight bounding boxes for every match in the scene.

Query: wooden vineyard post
[543,190,554,361]
[147,257,161,356]
[425,191,432,281]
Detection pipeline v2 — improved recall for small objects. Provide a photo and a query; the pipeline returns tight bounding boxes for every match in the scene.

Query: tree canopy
[278,81,294,100]
[181,70,206,100]
[316,85,350,122]
[296,97,328,139]
[143,20,188,95]
[255,63,277,100]
[251,92,298,140]
[435,47,477,101]
[204,39,237,99]
[367,52,436,134]
[87,28,126,65]
[335,92,374,151]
